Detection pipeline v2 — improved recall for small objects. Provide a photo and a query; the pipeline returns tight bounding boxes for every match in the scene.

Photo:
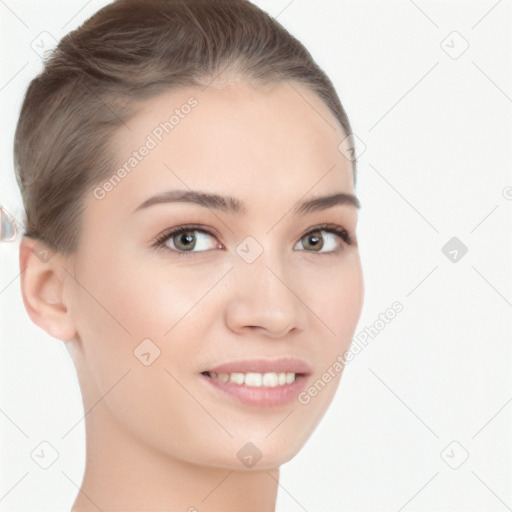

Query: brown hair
[14,0,356,256]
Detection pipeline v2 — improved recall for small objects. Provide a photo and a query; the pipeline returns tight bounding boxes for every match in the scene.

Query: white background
[1,1,511,511]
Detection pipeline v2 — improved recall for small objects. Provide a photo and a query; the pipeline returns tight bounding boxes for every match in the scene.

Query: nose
[224,247,307,339]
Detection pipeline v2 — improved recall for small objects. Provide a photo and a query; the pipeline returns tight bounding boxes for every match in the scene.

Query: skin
[19,79,364,511]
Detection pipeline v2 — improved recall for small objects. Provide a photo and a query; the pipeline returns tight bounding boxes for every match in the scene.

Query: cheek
[68,247,225,380]
[72,252,200,340]
[302,252,364,352]
[67,254,229,461]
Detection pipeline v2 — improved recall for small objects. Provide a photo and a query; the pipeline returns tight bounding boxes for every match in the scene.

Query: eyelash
[152,223,354,258]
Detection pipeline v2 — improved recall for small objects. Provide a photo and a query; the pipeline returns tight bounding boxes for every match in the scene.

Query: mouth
[198,357,312,407]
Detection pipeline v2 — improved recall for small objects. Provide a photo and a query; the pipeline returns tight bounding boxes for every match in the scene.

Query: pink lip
[199,357,313,407]
[203,357,313,375]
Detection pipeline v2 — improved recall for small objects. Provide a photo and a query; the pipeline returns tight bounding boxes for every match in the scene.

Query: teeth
[230,372,245,385]
[245,372,263,386]
[208,371,297,387]
[285,372,295,384]
[262,372,278,387]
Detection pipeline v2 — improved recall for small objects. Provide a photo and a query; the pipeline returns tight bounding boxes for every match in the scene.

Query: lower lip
[199,373,309,407]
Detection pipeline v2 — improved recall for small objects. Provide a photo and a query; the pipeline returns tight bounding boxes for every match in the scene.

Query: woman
[15,0,364,509]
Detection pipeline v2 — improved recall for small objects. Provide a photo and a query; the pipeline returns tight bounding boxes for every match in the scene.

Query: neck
[71,410,279,511]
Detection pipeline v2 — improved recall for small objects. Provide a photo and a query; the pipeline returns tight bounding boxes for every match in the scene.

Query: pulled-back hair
[14,0,356,255]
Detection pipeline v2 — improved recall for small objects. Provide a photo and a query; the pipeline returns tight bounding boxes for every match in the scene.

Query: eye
[153,225,221,257]
[294,224,353,254]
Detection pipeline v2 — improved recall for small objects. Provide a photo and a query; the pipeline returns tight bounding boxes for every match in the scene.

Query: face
[63,80,364,469]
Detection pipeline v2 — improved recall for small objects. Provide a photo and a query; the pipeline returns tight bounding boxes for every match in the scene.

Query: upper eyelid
[153,224,218,245]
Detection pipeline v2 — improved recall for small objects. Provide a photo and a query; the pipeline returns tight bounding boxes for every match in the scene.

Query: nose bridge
[227,234,305,337]
[236,233,286,292]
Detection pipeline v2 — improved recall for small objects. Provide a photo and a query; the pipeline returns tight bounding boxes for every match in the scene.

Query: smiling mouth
[200,371,305,387]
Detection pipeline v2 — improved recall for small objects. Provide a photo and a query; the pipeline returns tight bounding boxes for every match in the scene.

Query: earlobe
[19,236,77,342]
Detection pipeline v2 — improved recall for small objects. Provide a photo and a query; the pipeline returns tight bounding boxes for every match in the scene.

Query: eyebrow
[132,189,360,215]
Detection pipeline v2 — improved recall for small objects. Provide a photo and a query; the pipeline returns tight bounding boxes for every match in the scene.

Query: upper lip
[203,357,313,375]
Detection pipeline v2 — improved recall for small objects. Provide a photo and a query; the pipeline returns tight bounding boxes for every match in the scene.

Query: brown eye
[294,225,352,254]
[154,226,221,256]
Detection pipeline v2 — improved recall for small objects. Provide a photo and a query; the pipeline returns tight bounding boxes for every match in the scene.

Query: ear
[19,236,77,342]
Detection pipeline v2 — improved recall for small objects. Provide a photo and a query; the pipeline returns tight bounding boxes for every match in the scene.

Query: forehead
[94,81,355,217]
